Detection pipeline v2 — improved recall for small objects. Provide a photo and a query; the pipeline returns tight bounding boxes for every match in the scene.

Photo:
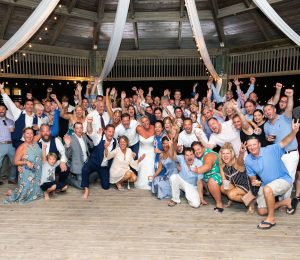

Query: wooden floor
[0,182,300,260]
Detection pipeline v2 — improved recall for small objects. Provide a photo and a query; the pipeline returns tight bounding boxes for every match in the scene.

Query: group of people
[0,76,299,230]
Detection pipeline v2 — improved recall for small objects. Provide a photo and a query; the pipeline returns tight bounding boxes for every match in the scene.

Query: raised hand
[132,86,137,92]
[76,83,82,92]
[63,135,71,146]
[106,87,110,96]
[228,81,233,88]
[250,77,256,85]
[87,117,93,124]
[42,144,47,150]
[26,93,32,100]
[207,77,213,88]
[47,87,52,93]
[275,82,283,90]
[284,88,294,97]
[50,94,57,100]
[148,86,153,92]
[233,77,240,86]
[121,91,126,99]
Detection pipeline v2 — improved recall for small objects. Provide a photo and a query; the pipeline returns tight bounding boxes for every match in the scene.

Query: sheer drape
[97,0,131,95]
[185,0,222,91]
[253,0,300,46]
[0,0,60,62]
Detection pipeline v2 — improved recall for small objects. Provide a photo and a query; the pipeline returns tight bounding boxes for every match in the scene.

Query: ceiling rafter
[130,0,139,49]
[0,5,14,39]
[251,12,271,41]
[209,0,225,46]
[0,0,285,23]
[92,0,105,50]
[50,0,78,45]
[177,0,185,49]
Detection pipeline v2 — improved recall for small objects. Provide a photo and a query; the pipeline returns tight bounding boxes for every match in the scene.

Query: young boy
[40,145,67,200]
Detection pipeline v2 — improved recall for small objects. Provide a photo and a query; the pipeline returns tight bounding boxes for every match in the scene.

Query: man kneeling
[245,119,299,230]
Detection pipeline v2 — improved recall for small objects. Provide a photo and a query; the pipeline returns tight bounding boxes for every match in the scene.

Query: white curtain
[0,0,60,62]
[185,0,222,91]
[97,0,131,95]
[253,0,300,46]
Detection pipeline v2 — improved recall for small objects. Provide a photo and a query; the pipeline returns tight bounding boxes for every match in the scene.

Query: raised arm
[279,119,299,148]
[105,88,114,118]
[271,83,283,106]
[284,88,294,118]
[0,82,21,120]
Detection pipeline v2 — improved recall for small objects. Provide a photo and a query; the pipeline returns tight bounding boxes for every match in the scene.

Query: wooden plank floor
[0,182,300,260]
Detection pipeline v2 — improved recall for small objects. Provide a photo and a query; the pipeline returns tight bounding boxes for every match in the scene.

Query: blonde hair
[219,142,236,168]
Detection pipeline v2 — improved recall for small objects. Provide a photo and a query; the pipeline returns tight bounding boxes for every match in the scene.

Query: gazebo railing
[0,51,90,80]
[229,46,300,78]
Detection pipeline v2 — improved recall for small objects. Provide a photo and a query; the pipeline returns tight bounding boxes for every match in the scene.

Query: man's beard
[41,134,51,142]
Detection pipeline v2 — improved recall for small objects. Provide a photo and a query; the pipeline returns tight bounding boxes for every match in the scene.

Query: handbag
[241,191,256,207]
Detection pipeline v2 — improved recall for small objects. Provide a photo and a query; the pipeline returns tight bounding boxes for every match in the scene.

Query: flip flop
[257,221,276,230]
[286,198,298,215]
[214,207,224,213]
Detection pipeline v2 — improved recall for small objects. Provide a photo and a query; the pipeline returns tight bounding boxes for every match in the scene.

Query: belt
[285,149,298,154]
[0,141,12,144]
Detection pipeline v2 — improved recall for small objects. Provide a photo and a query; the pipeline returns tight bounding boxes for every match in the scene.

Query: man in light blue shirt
[264,87,298,200]
[168,148,202,208]
[245,119,299,230]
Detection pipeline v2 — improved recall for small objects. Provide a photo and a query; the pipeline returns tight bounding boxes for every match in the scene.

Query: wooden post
[215,49,229,97]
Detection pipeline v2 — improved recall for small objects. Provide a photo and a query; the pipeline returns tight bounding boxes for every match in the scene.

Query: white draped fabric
[185,0,222,91]
[0,0,60,62]
[253,0,300,46]
[97,0,131,95]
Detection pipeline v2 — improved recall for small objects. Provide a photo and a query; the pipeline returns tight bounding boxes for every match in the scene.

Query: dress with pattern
[151,156,177,199]
[4,143,43,204]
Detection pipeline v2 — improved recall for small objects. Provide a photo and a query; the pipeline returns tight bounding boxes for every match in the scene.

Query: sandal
[168,200,177,207]
[286,198,298,215]
[257,221,276,230]
[214,207,224,213]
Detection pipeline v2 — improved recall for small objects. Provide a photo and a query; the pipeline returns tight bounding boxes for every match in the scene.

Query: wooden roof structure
[0,0,299,53]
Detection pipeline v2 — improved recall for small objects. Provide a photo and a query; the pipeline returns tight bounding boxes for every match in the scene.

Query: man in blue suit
[81,118,117,199]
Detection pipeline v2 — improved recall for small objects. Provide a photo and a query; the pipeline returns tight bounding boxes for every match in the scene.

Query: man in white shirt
[178,118,208,152]
[87,100,110,134]
[0,82,38,148]
[199,118,241,156]
[114,113,139,158]
[161,96,175,118]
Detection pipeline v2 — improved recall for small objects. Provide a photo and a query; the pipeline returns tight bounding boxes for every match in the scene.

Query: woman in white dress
[135,116,155,190]
[104,136,145,190]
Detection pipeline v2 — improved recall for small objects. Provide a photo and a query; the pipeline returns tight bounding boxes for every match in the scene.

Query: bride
[135,116,155,190]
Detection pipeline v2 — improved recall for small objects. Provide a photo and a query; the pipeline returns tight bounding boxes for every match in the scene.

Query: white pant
[169,174,200,208]
[281,150,299,199]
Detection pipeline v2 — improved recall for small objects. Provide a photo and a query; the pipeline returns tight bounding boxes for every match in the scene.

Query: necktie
[2,120,7,126]
[100,114,105,129]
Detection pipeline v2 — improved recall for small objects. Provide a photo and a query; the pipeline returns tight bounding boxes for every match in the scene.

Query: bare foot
[82,188,89,199]
[44,193,50,200]
[201,199,209,206]
[247,207,255,215]
[6,189,12,196]
[116,183,124,191]
[61,185,68,192]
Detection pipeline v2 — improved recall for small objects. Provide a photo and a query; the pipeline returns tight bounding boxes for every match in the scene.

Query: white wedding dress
[135,135,155,190]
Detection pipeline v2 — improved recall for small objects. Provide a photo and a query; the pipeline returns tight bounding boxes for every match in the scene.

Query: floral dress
[4,143,43,204]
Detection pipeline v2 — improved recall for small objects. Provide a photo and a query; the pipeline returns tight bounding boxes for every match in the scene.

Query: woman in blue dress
[153,120,166,173]
[151,136,177,199]
[4,127,43,204]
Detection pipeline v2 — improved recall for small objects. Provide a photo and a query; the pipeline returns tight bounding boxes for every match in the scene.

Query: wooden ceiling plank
[0,6,14,39]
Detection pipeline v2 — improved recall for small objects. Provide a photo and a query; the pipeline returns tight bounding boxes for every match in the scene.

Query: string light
[38,37,42,41]
[44,27,48,31]
[54,16,57,20]
[22,53,26,56]
[29,44,32,48]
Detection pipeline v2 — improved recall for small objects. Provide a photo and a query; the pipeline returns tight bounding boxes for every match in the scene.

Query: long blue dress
[151,156,177,199]
[154,135,166,176]
[4,143,43,204]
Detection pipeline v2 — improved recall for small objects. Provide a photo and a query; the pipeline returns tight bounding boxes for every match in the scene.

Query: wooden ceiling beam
[177,0,185,49]
[130,0,139,49]
[92,0,105,50]
[251,12,271,41]
[209,0,225,46]
[0,6,14,39]
[50,0,78,45]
